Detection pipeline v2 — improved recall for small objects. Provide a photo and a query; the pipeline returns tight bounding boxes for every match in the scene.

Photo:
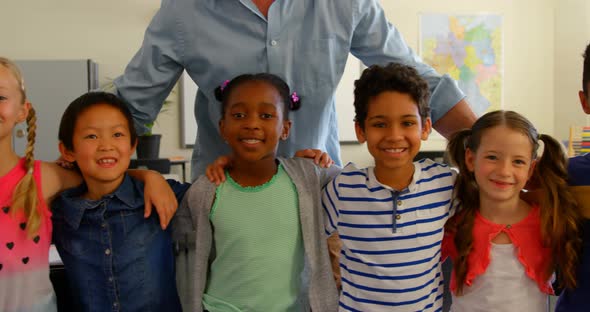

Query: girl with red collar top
[442,110,582,312]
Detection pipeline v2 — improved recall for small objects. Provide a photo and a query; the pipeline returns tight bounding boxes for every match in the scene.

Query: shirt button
[101,223,106,228]
[270,40,277,46]
[506,224,512,229]
[113,302,118,308]
[396,214,401,220]
[105,249,111,255]
[108,277,113,282]
[397,200,402,206]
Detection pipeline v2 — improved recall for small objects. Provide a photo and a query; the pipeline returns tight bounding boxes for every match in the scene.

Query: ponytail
[533,134,581,289]
[11,107,41,237]
[446,129,480,295]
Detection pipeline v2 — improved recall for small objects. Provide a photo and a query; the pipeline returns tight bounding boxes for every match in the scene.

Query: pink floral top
[0,159,56,311]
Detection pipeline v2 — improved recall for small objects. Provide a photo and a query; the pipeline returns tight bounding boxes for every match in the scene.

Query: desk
[170,158,190,182]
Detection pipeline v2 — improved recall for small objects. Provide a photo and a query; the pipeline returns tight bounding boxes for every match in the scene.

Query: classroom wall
[0,0,583,176]
[0,0,193,170]
[553,0,590,141]
[342,0,556,167]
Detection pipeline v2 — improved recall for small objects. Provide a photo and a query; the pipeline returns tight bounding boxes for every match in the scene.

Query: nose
[98,137,115,151]
[496,159,511,177]
[243,115,261,130]
[385,124,403,141]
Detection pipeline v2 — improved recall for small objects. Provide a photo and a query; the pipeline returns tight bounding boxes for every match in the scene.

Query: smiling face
[465,125,535,204]
[219,80,291,164]
[60,103,136,196]
[355,91,431,185]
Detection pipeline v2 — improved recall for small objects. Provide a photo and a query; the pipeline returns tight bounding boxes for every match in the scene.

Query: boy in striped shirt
[323,63,458,311]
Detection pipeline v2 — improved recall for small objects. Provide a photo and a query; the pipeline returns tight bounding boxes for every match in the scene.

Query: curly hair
[353,63,430,129]
[446,110,582,294]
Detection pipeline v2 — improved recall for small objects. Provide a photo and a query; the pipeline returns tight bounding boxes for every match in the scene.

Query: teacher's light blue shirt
[114,0,465,180]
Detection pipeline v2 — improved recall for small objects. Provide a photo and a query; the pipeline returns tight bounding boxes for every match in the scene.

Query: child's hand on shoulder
[141,171,178,229]
[206,155,232,185]
[295,148,334,168]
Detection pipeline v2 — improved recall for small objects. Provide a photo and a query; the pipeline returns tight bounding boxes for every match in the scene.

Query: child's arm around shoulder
[40,161,82,203]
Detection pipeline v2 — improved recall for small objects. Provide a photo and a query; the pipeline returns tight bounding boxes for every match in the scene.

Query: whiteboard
[335,54,363,143]
[180,70,197,148]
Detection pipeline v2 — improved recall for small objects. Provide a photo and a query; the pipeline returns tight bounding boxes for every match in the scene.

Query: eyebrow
[229,102,279,109]
[367,114,418,120]
[484,150,529,158]
[80,124,128,130]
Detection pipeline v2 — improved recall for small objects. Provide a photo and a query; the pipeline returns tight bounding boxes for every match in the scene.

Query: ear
[17,101,31,123]
[280,119,292,140]
[528,159,537,179]
[354,122,366,144]
[465,148,475,172]
[579,90,590,114]
[421,117,432,140]
[131,138,138,154]
[218,119,227,141]
[58,141,76,163]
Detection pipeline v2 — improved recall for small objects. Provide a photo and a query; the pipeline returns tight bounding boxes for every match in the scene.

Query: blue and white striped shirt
[322,159,456,312]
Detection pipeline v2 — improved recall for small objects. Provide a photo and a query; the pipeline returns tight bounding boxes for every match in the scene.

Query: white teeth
[98,158,116,164]
[242,139,262,144]
[384,148,405,153]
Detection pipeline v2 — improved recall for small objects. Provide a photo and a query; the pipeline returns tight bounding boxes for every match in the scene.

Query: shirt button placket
[391,192,401,233]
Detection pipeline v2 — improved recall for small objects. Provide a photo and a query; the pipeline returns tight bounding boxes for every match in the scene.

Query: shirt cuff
[429,74,466,123]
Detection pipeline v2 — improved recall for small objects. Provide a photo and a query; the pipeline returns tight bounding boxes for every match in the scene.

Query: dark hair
[583,42,590,96]
[354,63,430,129]
[213,73,301,119]
[59,92,138,150]
[446,110,581,294]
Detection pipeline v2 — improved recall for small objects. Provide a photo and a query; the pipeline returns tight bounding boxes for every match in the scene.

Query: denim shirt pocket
[53,217,95,257]
[119,209,161,247]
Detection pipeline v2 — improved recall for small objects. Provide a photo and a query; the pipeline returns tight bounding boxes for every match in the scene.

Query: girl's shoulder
[279,157,341,187]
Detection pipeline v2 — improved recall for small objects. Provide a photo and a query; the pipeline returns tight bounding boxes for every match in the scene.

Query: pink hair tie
[220,80,230,91]
[291,92,299,103]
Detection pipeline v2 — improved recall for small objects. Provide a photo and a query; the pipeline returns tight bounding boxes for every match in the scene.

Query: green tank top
[203,165,304,312]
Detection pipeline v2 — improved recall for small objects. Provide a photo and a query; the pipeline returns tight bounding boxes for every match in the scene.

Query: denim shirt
[52,175,190,312]
[113,0,465,178]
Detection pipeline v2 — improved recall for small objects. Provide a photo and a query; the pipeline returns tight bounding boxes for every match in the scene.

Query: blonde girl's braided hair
[1,57,41,237]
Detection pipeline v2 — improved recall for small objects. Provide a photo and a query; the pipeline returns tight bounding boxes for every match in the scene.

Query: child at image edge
[556,41,590,312]
[173,73,339,312]
[51,92,190,311]
[322,63,455,311]
[0,58,176,312]
[443,110,581,311]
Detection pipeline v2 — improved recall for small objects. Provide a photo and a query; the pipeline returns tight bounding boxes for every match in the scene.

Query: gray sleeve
[349,0,465,122]
[170,193,195,241]
[113,0,185,135]
[319,165,342,188]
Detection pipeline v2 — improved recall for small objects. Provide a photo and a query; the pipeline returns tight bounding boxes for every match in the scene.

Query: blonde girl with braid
[442,110,582,312]
[0,57,179,312]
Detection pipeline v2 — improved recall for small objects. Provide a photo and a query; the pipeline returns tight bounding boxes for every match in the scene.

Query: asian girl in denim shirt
[51,92,190,312]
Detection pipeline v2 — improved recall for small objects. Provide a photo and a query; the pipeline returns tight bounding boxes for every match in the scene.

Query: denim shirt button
[108,276,113,282]
[105,248,111,255]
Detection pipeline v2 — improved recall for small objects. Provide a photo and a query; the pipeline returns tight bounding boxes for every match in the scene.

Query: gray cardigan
[173,157,339,312]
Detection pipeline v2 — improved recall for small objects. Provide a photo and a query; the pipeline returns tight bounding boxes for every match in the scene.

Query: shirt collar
[366,162,420,194]
[58,174,144,229]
